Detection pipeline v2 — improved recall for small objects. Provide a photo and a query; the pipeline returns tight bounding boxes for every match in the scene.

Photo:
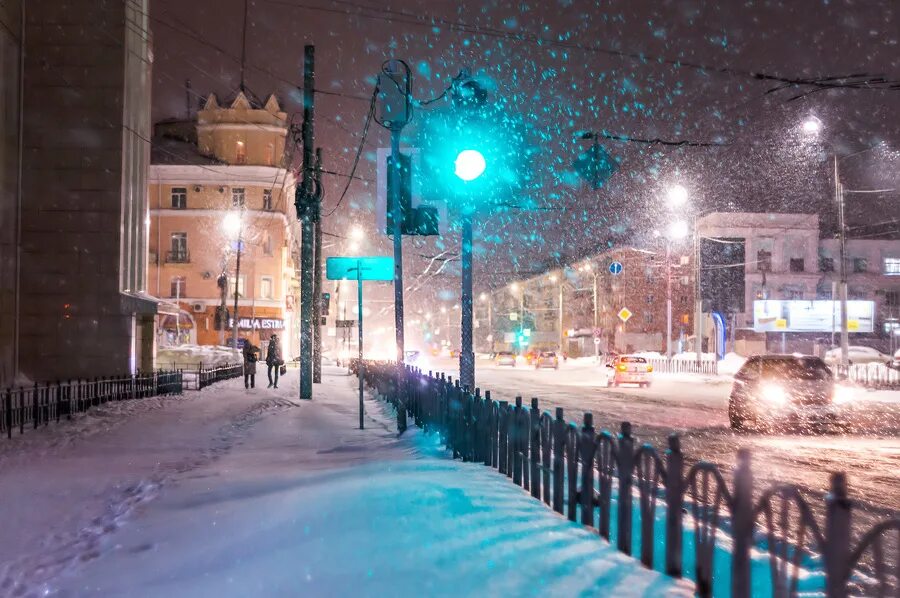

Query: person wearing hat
[265,333,284,389]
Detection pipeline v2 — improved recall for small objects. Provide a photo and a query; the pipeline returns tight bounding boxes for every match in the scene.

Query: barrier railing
[644,357,719,376]
[836,362,900,389]
[196,363,243,390]
[362,362,900,598]
[2,370,183,440]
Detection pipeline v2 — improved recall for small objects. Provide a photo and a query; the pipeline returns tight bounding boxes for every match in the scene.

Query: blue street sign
[326,256,395,281]
[609,261,623,275]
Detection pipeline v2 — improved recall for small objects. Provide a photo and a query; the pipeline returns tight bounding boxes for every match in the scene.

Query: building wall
[17,0,154,381]
[0,0,22,385]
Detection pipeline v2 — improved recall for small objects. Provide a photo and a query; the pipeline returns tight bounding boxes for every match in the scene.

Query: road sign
[335,320,356,328]
[609,261,623,275]
[326,256,394,281]
[592,327,602,338]
[618,307,632,323]
[509,312,518,321]
[594,337,602,345]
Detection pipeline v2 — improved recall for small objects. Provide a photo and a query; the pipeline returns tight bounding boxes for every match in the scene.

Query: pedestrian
[242,338,260,389]
[266,333,284,389]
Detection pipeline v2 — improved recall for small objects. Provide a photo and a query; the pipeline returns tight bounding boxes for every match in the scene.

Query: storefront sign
[228,317,285,330]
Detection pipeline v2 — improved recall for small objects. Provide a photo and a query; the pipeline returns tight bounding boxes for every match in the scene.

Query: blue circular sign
[609,261,623,275]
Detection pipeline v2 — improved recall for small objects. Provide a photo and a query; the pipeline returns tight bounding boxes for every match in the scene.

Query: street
[424,357,900,527]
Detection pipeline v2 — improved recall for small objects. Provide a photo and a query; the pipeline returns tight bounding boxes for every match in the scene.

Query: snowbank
[718,352,748,376]
[156,344,240,369]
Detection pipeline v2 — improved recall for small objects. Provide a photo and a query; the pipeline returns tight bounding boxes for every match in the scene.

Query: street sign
[326,256,395,281]
[573,139,618,190]
[592,327,602,338]
[594,337,602,345]
[618,307,632,323]
[609,261,623,275]
[509,312,518,321]
[522,328,532,337]
[335,320,356,328]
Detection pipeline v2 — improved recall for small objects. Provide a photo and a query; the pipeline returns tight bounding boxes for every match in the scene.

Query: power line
[322,88,378,218]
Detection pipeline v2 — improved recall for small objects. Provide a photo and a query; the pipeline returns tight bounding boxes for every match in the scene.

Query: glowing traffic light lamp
[454,149,486,182]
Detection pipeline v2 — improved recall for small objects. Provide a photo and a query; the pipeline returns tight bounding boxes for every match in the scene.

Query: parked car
[495,351,517,367]
[823,345,890,366]
[534,351,559,370]
[890,348,900,371]
[729,354,835,431]
[605,355,653,387]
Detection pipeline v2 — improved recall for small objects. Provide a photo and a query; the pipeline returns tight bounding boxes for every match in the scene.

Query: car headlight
[760,383,787,405]
[833,385,854,405]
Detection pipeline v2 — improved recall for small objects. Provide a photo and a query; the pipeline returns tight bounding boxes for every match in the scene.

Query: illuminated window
[231,188,245,207]
[228,276,245,298]
[171,187,187,209]
[235,140,246,164]
[260,276,274,299]
[266,143,275,165]
[885,258,900,275]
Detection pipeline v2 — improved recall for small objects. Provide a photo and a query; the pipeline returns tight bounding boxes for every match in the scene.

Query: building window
[235,140,246,164]
[260,276,274,299]
[232,188,245,207]
[263,231,273,256]
[228,275,245,298]
[885,290,899,307]
[884,258,900,276]
[789,258,805,273]
[647,293,654,304]
[266,143,275,166]
[644,313,653,324]
[819,257,835,272]
[170,276,186,298]
[757,250,772,273]
[168,233,188,263]
[853,258,868,273]
[263,189,273,210]
[171,187,187,209]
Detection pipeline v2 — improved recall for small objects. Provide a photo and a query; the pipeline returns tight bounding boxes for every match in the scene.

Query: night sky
[149,0,900,317]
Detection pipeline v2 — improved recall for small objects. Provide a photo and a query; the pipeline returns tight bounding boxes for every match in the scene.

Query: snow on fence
[1,370,183,440]
[194,363,243,390]
[362,362,900,598]
[644,357,719,376]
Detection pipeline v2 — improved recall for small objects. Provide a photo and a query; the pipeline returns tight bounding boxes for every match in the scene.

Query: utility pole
[295,45,321,400]
[231,214,244,351]
[835,156,849,368]
[313,148,323,383]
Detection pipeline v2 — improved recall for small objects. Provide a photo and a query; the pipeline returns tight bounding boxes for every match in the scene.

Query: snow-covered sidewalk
[1,366,690,597]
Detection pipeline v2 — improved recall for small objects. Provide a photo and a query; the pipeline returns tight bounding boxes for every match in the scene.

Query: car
[534,351,559,370]
[823,345,890,366]
[729,354,835,431]
[605,355,653,387]
[890,348,900,371]
[495,351,516,367]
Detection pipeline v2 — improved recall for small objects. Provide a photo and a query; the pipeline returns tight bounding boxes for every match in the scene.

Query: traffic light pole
[460,212,475,390]
[390,128,405,367]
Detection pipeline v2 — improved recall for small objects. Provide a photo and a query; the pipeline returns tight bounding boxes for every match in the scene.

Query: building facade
[148,92,300,356]
[2,0,162,384]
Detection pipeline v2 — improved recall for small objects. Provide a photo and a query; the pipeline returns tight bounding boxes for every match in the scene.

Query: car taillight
[617,364,627,372]
[647,365,653,373]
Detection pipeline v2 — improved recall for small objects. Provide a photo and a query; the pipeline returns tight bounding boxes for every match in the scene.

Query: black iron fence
[363,362,900,598]
[196,363,243,390]
[836,363,900,390]
[2,370,183,440]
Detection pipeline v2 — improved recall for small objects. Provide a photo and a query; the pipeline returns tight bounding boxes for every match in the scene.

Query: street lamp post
[223,211,244,352]
[479,292,493,353]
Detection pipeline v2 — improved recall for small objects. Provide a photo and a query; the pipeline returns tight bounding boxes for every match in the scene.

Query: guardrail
[196,363,243,390]
[362,362,899,598]
[836,363,900,389]
[2,370,183,440]
[644,357,719,376]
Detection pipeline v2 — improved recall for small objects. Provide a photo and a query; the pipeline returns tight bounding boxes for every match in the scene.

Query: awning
[161,311,195,330]
[120,291,180,316]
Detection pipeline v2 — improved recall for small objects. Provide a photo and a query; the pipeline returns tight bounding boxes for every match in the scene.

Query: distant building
[2,0,164,385]
[148,92,301,356]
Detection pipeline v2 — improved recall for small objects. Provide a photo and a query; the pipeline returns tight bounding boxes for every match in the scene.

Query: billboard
[753,300,874,333]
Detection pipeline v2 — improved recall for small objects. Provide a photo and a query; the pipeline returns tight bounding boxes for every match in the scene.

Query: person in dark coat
[265,333,283,389]
[242,339,260,389]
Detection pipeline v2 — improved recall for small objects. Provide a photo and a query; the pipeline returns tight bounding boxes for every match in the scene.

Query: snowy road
[424,358,900,526]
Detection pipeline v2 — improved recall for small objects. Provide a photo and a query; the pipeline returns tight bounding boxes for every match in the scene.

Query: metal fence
[644,357,719,376]
[2,370,183,440]
[196,363,243,390]
[363,362,900,598]
[836,363,900,390]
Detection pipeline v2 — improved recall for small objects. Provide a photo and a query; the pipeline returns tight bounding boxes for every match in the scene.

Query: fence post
[824,472,851,598]
[731,448,753,598]
[483,390,493,467]
[512,397,523,487]
[530,398,541,500]
[566,424,578,522]
[552,407,565,514]
[665,434,684,578]
[498,400,509,475]
[5,389,11,439]
[617,421,634,555]
[18,386,24,434]
[33,382,39,429]
[580,413,596,527]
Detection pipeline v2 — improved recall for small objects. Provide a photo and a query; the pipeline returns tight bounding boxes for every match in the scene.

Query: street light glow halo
[802,116,823,135]
[222,212,242,236]
[454,149,486,181]
[666,184,689,208]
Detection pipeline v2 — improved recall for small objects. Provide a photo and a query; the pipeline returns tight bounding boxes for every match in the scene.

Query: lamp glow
[454,149,486,181]
[667,185,689,208]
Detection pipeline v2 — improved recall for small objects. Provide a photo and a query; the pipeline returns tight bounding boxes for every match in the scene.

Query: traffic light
[214,306,229,331]
[516,333,529,347]
[321,292,331,316]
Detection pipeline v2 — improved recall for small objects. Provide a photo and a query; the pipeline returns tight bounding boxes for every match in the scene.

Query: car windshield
[498,352,513,357]
[541,352,555,357]
[761,358,831,380]
[621,356,647,363]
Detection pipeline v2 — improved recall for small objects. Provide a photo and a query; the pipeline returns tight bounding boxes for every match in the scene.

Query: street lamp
[667,184,689,208]
[662,219,689,360]
[222,210,244,352]
[455,149,487,391]
[665,184,702,365]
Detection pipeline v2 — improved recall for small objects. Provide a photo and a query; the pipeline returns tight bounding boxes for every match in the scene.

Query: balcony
[166,250,190,264]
